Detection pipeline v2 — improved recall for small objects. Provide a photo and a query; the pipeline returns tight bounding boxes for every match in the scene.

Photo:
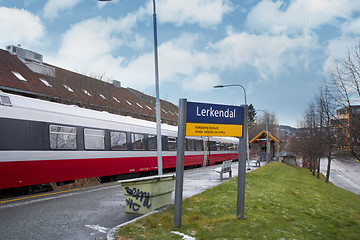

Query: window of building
[136,102,143,108]
[84,128,105,150]
[83,90,91,96]
[63,84,74,92]
[40,78,52,87]
[12,71,27,81]
[131,133,145,150]
[49,125,77,149]
[113,97,120,103]
[111,131,127,150]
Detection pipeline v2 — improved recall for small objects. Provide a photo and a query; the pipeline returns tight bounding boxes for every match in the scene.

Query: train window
[227,143,236,151]
[84,128,105,150]
[168,137,177,151]
[110,131,127,150]
[49,125,77,150]
[186,139,195,151]
[209,141,218,151]
[195,140,204,151]
[131,133,145,150]
[219,142,227,151]
[148,135,157,150]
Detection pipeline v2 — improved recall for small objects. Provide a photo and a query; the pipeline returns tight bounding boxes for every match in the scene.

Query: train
[0,91,239,197]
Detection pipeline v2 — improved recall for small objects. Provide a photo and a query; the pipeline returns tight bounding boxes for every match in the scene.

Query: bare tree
[299,102,320,175]
[316,84,337,182]
[327,40,360,159]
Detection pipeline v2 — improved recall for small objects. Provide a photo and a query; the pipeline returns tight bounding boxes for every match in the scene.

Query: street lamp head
[98,0,111,1]
[213,85,225,88]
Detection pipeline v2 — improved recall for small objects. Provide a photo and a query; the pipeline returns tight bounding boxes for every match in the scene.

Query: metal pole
[256,110,269,163]
[235,85,250,170]
[213,84,250,169]
[152,0,163,175]
[265,113,270,163]
[174,99,187,228]
[236,104,247,219]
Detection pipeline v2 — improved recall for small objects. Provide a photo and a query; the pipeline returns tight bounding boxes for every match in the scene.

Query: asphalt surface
[0,161,261,240]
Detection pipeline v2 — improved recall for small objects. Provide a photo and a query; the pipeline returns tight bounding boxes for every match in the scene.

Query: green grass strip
[116,162,360,240]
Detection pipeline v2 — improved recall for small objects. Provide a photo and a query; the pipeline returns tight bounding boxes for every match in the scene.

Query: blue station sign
[186,101,244,137]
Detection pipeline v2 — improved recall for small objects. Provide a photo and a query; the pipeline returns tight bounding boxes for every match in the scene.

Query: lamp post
[99,0,163,175]
[214,84,251,170]
[256,110,270,163]
[213,84,248,219]
[151,0,163,175]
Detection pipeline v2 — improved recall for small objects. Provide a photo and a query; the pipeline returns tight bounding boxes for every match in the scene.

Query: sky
[1,0,360,127]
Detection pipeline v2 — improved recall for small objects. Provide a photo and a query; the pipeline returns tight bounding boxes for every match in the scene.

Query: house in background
[331,105,360,154]
[0,45,179,125]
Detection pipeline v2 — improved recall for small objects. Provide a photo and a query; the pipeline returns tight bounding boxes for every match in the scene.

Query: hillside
[116,162,360,239]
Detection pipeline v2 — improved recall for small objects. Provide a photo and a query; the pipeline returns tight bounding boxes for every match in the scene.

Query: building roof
[250,130,279,144]
[0,46,178,125]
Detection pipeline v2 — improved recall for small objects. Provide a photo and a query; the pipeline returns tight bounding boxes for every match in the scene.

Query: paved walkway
[178,160,264,201]
[107,160,265,239]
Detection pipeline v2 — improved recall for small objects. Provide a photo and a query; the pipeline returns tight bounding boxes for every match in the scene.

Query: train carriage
[0,91,238,194]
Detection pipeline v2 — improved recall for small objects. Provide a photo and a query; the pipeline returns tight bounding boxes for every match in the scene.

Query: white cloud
[149,0,233,27]
[246,0,360,34]
[50,1,325,93]
[209,27,318,80]
[51,10,146,74]
[342,17,360,35]
[323,36,355,73]
[112,33,215,90]
[322,16,360,74]
[43,0,83,19]
[0,7,45,47]
[182,72,220,92]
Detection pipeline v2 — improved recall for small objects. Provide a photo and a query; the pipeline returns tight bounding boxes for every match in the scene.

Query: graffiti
[124,186,152,211]
[126,198,141,211]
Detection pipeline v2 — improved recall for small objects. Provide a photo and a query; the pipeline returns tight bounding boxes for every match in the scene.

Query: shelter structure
[250,130,280,162]
[276,152,297,166]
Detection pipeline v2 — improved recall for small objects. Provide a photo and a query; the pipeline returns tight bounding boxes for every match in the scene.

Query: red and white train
[0,91,238,196]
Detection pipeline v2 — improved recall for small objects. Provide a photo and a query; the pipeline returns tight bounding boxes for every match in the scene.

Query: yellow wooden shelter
[250,130,280,162]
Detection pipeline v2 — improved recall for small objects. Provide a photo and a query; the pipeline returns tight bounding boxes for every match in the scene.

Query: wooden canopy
[250,130,279,144]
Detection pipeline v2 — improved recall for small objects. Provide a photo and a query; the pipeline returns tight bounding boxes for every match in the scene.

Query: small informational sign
[185,101,244,137]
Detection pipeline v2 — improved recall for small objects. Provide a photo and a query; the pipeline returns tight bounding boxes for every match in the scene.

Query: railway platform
[107,160,266,239]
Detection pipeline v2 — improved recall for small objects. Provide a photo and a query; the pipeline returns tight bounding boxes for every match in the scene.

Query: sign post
[174,100,247,227]
[236,104,247,219]
[174,99,187,228]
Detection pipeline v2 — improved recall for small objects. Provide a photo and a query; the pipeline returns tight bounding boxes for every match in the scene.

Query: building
[276,152,297,166]
[0,45,179,125]
[331,105,360,153]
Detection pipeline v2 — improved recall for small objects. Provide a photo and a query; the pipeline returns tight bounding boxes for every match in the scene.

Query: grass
[116,162,360,239]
